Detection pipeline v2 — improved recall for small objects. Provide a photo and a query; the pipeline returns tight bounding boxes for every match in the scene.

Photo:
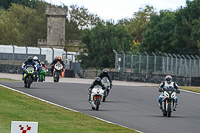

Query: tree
[79,21,132,69]
[65,5,102,41]
[170,0,200,55]
[0,0,44,10]
[0,3,46,46]
[140,10,176,53]
[126,5,156,43]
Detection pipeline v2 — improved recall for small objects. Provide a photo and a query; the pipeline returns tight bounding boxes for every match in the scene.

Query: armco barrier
[109,72,193,86]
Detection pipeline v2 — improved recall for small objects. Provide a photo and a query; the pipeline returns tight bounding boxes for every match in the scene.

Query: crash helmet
[41,61,45,65]
[27,56,33,63]
[165,75,172,84]
[57,56,61,61]
[33,56,38,61]
[102,69,108,75]
[95,77,101,84]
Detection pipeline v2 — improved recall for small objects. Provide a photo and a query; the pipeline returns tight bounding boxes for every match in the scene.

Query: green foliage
[140,0,200,55]
[0,0,43,10]
[170,0,200,55]
[65,5,102,41]
[126,5,156,43]
[140,10,176,53]
[79,21,132,69]
[0,3,46,46]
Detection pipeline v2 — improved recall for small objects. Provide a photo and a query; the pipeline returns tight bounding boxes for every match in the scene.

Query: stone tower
[45,5,68,48]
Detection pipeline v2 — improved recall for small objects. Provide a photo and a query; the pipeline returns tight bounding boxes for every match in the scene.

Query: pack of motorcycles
[23,62,63,88]
[23,63,178,116]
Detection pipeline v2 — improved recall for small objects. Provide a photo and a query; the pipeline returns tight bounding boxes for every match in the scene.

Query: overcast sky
[44,0,188,21]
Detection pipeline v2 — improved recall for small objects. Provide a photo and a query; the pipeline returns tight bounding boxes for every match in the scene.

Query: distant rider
[157,75,180,111]
[88,77,106,102]
[40,61,48,81]
[98,69,112,88]
[50,56,65,76]
[41,61,48,71]
[21,56,36,80]
[33,56,41,81]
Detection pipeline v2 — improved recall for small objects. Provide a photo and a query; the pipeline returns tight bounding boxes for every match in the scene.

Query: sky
[44,0,188,22]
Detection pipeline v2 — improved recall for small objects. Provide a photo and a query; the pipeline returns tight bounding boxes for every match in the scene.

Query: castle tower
[45,5,68,48]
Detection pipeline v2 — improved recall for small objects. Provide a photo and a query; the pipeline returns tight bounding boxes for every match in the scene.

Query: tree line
[0,0,200,69]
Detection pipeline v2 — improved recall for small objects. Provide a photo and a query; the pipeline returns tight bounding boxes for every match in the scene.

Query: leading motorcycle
[23,65,35,88]
[53,62,63,82]
[101,77,111,102]
[90,85,104,111]
[161,86,177,117]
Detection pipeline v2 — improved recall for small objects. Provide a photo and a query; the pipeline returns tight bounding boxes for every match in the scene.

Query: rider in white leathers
[158,75,180,111]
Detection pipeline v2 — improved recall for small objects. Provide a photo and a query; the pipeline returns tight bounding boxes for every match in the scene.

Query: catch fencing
[113,50,200,77]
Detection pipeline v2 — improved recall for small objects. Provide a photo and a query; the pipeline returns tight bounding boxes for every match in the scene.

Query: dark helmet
[27,56,33,62]
[165,75,172,84]
[102,69,108,75]
[95,77,101,84]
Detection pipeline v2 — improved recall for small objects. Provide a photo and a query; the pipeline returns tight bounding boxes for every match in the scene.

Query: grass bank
[0,86,137,133]
[0,78,20,81]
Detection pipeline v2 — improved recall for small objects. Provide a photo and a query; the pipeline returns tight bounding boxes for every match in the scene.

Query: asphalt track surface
[1,81,200,133]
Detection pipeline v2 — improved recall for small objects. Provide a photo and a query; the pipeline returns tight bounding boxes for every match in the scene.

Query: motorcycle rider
[21,56,36,80]
[98,69,112,88]
[41,61,48,81]
[50,56,65,76]
[33,56,41,81]
[88,77,106,102]
[157,75,180,111]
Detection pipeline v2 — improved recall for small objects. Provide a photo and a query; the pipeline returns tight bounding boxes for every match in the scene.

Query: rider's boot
[159,102,162,109]
[88,88,92,102]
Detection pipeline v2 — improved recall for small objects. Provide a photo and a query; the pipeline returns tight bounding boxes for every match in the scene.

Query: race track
[0,80,200,133]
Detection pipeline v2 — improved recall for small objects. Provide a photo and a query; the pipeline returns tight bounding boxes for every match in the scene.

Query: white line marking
[0,84,143,133]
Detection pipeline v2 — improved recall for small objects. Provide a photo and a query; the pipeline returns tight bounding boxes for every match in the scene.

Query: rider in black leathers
[50,56,65,76]
[98,69,112,88]
[88,77,105,101]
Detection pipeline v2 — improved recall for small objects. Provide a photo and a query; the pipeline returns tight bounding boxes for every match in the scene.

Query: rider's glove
[158,87,163,92]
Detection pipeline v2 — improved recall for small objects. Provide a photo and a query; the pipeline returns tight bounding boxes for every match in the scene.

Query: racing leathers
[88,80,106,101]
[157,81,180,110]
[50,59,65,75]
[98,73,112,88]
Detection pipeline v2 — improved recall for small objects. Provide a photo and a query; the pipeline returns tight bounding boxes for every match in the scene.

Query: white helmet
[33,56,38,61]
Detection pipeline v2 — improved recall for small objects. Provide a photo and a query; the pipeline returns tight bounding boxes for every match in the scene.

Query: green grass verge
[0,86,138,133]
[179,86,200,93]
[0,78,20,81]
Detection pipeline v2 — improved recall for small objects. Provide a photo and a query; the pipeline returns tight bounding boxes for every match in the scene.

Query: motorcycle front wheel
[27,77,32,88]
[95,97,100,111]
[167,103,171,117]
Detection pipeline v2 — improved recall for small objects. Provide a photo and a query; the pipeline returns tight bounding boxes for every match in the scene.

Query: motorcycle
[161,86,177,117]
[23,65,35,88]
[53,62,63,82]
[101,77,111,102]
[90,85,104,111]
[34,63,41,82]
[39,66,47,82]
